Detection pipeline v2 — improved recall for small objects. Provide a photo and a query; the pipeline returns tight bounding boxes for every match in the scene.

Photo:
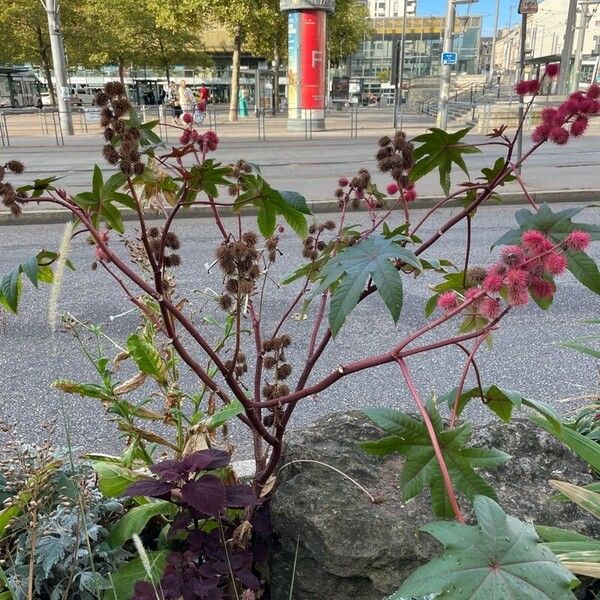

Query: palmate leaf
[318,234,421,336]
[393,495,578,600]
[411,127,481,195]
[493,203,600,295]
[362,401,509,518]
[234,173,311,238]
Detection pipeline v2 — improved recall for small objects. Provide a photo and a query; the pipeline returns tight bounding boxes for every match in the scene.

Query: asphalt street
[0,205,598,458]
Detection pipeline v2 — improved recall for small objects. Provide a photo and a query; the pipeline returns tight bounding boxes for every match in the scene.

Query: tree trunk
[229,25,242,122]
[118,61,126,88]
[272,50,280,116]
[36,26,56,106]
[165,62,171,84]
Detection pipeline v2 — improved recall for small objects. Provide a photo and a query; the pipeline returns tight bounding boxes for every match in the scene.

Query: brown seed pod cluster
[377,131,415,187]
[262,334,292,403]
[230,160,253,179]
[303,220,335,260]
[146,226,181,268]
[95,82,145,177]
[0,161,27,216]
[265,235,279,263]
[465,266,488,287]
[225,352,249,378]
[215,231,261,309]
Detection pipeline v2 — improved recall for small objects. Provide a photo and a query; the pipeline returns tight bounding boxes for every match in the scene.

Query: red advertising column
[280,0,335,131]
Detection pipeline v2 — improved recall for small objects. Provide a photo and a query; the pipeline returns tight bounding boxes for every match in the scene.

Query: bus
[0,69,41,108]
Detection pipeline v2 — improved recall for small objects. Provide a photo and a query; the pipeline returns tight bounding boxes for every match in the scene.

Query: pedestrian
[199,82,210,104]
[168,82,182,124]
[238,86,249,118]
[194,96,207,126]
[178,80,195,119]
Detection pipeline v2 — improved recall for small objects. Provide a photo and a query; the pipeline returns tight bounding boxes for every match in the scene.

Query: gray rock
[269,412,599,600]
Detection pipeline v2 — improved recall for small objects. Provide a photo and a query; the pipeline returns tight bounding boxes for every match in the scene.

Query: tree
[328,0,372,67]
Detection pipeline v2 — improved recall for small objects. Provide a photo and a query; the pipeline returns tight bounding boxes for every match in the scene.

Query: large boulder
[269,412,599,600]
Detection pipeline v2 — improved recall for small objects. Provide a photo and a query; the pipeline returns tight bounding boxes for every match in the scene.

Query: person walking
[178,80,195,119]
[168,81,182,124]
[238,86,249,118]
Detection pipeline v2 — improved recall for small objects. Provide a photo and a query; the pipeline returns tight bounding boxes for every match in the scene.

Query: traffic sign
[441,52,458,65]
[518,0,538,14]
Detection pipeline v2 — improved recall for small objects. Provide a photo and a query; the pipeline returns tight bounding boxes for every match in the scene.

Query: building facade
[366,0,417,18]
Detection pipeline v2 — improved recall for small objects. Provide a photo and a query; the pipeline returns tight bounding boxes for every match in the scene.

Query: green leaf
[21,256,39,288]
[108,501,177,548]
[0,268,21,313]
[53,379,113,400]
[395,495,578,599]
[549,480,600,520]
[202,399,245,429]
[103,551,168,600]
[188,159,231,198]
[362,404,509,518]
[17,175,61,198]
[532,416,600,473]
[411,127,481,195]
[441,384,523,423]
[319,235,421,336]
[560,341,600,359]
[537,526,595,544]
[0,506,21,539]
[100,201,125,234]
[565,249,600,294]
[92,463,142,498]
[279,190,311,214]
[257,204,276,238]
[126,334,167,384]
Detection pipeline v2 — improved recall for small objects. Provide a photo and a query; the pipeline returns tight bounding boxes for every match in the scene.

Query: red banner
[299,10,326,111]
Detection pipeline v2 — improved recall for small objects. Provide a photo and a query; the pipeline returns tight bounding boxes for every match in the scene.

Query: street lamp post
[41,0,74,135]
[437,0,478,130]
[488,0,501,85]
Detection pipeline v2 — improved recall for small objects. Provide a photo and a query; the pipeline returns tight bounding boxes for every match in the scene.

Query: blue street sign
[442,52,458,65]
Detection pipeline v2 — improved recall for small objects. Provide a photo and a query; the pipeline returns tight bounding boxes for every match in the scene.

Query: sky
[416,0,520,36]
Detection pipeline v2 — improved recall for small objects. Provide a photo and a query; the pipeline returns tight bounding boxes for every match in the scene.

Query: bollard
[141,105,147,124]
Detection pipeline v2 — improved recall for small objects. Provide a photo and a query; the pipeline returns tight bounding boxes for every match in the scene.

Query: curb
[1,189,598,226]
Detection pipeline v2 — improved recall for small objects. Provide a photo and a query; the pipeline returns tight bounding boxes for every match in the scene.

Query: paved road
[2,112,600,210]
[0,206,598,458]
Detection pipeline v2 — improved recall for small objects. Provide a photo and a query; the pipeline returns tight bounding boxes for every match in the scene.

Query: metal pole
[437,0,455,128]
[517,12,527,169]
[398,0,408,129]
[571,5,598,92]
[43,0,74,135]
[558,0,578,95]
[488,0,501,84]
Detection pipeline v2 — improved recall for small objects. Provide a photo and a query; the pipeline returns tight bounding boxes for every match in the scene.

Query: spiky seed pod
[378,135,392,147]
[263,356,278,369]
[376,146,394,161]
[112,98,131,118]
[239,280,254,295]
[248,264,261,279]
[393,130,407,148]
[10,203,21,216]
[262,383,276,400]
[334,188,344,198]
[317,241,326,251]
[235,365,246,376]
[164,254,181,267]
[304,237,314,248]
[280,334,292,348]
[225,360,235,371]
[302,247,312,259]
[148,237,161,255]
[236,352,246,364]
[391,168,404,181]
[228,184,240,196]
[148,227,160,238]
[242,231,258,246]
[225,279,238,293]
[215,244,236,275]
[263,414,275,427]
[352,198,360,209]
[276,363,292,380]
[119,160,132,175]
[379,157,396,173]
[269,250,277,262]
[275,383,290,397]
[103,128,115,142]
[263,339,276,352]
[6,161,24,174]
[133,162,145,176]
[324,220,336,231]
[111,120,125,137]
[94,91,110,107]
[165,232,180,250]
[265,236,279,251]
[219,295,233,310]
[466,266,488,287]
[102,145,120,165]
[308,224,317,234]
[105,81,126,97]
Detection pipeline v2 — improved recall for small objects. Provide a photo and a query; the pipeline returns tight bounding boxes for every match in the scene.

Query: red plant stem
[462,215,472,289]
[453,341,485,403]
[450,334,488,428]
[271,282,309,339]
[395,357,465,523]
[248,301,266,471]
[510,162,539,211]
[308,292,328,359]
[208,196,229,240]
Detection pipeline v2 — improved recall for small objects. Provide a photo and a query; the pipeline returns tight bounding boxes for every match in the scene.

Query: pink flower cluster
[179,128,219,152]
[95,231,110,262]
[437,228,591,316]
[532,84,600,145]
[386,181,417,202]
